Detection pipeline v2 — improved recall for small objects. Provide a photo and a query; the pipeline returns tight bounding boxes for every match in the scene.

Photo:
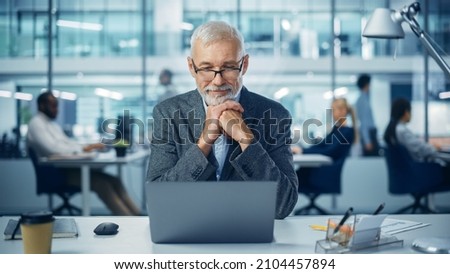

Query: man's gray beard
[200,84,237,106]
[203,91,235,106]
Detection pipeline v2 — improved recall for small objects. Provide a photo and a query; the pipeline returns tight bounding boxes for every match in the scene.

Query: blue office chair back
[303,143,352,194]
[28,148,68,194]
[294,146,351,215]
[28,148,82,215]
[305,156,346,194]
[384,144,443,195]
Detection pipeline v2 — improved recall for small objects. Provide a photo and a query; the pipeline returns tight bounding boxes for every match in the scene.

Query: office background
[0,0,449,214]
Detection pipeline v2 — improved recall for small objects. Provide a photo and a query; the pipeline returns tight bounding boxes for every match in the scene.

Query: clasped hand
[199,100,254,150]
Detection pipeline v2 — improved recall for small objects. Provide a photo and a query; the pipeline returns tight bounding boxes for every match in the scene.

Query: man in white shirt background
[27,91,140,215]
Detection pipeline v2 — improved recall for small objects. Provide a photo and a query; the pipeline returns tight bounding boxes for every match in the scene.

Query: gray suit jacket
[147,86,298,219]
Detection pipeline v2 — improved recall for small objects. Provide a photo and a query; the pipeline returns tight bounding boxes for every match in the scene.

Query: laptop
[145,181,277,244]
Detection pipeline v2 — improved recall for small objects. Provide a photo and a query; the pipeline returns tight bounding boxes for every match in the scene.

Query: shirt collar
[37,111,52,121]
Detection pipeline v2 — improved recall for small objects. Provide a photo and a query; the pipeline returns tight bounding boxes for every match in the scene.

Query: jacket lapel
[186,90,206,143]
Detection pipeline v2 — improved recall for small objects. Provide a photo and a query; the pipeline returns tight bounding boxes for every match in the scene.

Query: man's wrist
[238,134,254,151]
[197,136,213,156]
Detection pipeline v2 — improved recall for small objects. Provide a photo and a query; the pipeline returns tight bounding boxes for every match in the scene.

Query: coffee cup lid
[20,211,54,225]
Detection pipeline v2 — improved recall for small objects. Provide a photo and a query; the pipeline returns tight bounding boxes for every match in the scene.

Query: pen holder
[315,215,404,254]
[325,216,355,247]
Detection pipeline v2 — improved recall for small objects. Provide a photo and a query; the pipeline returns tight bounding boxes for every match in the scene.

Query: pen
[310,224,327,231]
[333,207,353,235]
[372,202,385,215]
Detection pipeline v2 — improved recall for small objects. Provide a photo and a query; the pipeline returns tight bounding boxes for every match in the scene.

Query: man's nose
[211,71,226,85]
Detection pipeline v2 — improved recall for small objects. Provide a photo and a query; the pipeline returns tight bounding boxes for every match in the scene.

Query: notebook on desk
[4,218,78,240]
[145,181,277,244]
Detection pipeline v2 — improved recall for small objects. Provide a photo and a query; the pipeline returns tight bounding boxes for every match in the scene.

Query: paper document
[381,218,430,235]
[352,214,387,245]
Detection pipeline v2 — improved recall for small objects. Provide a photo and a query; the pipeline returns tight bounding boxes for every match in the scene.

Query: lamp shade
[363,8,405,39]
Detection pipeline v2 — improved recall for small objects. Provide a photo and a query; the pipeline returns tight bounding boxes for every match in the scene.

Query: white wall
[371,78,391,143]
[153,0,183,55]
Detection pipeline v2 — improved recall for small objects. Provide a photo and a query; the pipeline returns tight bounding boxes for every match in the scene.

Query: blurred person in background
[27,91,141,215]
[355,73,380,156]
[384,97,450,183]
[157,68,178,103]
[292,98,357,184]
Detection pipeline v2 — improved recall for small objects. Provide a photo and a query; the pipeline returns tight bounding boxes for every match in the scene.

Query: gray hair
[190,21,245,57]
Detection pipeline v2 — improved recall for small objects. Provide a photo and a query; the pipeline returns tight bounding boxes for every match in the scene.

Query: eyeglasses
[191,56,246,81]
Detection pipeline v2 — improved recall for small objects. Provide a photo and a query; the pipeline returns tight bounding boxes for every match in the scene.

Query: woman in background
[293,98,357,187]
[383,97,450,183]
[292,97,357,160]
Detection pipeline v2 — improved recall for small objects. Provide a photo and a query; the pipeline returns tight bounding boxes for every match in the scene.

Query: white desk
[1,214,448,254]
[293,154,333,167]
[40,149,150,216]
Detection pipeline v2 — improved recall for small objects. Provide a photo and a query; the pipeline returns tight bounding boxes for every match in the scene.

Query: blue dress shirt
[355,92,375,145]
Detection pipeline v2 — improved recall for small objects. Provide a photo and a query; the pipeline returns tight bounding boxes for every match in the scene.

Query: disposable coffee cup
[20,211,55,254]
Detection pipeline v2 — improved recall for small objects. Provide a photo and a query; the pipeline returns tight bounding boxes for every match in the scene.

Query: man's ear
[187,57,196,78]
[241,54,249,76]
[37,103,44,112]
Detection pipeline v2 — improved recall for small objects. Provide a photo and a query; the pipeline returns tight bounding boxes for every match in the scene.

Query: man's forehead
[192,40,241,63]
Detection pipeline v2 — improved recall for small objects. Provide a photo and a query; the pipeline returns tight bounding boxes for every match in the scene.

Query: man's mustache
[204,85,233,93]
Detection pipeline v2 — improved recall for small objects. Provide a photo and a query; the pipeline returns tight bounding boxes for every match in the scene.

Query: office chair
[294,154,348,215]
[384,144,450,214]
[28,148,82,215]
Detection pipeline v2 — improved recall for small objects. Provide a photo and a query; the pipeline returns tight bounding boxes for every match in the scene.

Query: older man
[147,21,298,219]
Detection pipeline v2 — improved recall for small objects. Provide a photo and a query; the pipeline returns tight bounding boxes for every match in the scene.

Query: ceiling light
[56,20,103,31]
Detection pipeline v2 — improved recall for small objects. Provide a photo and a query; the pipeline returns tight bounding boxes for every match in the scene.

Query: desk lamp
[363,2,450,254]
[362,1,450,78]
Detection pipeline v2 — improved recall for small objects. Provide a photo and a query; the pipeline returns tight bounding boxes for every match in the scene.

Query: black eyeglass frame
[191,55,246,80]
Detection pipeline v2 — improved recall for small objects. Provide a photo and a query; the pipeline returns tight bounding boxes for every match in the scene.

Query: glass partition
[0,0,441,59]
[0,0,449,158]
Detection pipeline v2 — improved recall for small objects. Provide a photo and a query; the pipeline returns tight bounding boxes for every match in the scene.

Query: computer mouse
[94,222,119,235]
